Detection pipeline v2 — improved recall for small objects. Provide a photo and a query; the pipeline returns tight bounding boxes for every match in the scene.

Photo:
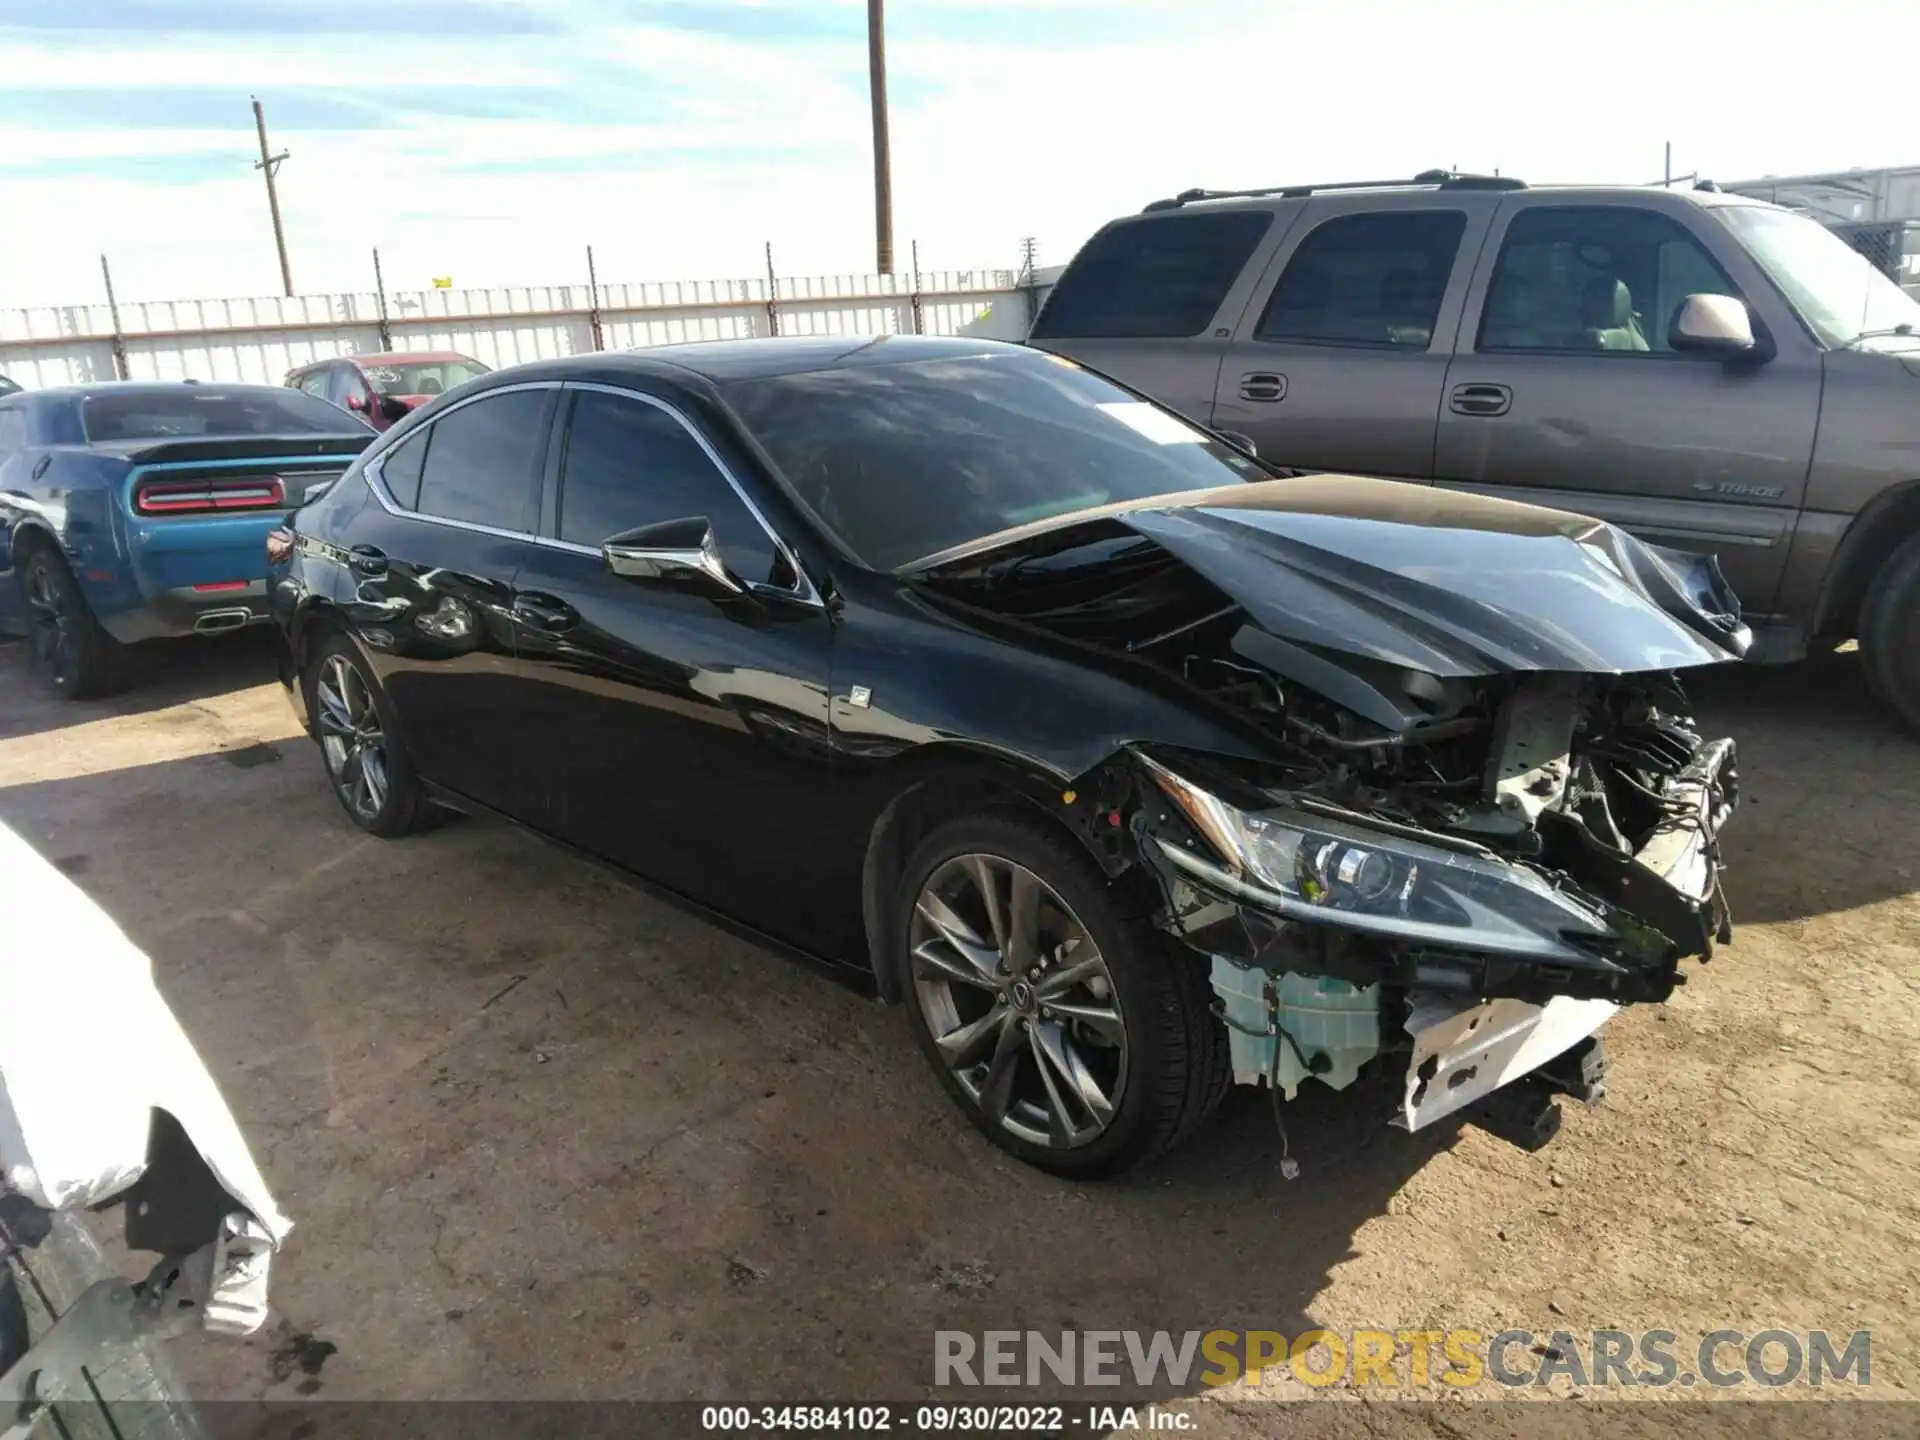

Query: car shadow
[0,629,281,741]
[1685,649,1920,925]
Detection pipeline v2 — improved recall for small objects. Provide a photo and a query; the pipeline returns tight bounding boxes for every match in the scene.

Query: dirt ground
[1,631,1915,1432]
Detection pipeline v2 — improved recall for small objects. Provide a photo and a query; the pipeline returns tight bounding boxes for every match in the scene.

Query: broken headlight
[1141,756,1615,962]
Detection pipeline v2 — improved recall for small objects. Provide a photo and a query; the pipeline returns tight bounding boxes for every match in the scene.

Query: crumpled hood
[921,475,1750,677]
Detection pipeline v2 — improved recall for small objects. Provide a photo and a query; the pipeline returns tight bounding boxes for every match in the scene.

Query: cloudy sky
[0,0,1901,306]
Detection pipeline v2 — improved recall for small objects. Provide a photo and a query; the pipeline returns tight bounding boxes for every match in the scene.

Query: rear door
[1433,198,1822,614]
[1027,206,1293,424]
[1209,195,1493,478]
[347,383,558,812]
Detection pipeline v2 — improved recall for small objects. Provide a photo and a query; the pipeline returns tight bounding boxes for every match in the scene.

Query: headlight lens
[1142,756,1616,962]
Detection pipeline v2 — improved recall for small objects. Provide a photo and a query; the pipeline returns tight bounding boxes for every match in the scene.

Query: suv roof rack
[1141,169,1526,213]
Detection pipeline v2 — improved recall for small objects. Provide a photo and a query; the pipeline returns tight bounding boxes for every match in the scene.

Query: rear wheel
[306,635,442,836]
[894,811,1228,1178]
[1859,530,1920,736]
[17,543,128,700]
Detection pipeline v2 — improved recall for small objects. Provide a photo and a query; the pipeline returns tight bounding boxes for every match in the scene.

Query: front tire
[894,811,1228,1178]
[18,544,128,700]
[1859,530,1920,736]
[305,634,442,837]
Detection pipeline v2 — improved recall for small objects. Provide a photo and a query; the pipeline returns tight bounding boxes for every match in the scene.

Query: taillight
[266,526,295,564]
[135,474,286,516]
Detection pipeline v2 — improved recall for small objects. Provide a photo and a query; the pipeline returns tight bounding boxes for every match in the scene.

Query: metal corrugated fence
[0,269,1038,389]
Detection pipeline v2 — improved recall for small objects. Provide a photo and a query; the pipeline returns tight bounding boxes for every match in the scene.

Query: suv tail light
[135,474,286,516]
[266,526,295,565]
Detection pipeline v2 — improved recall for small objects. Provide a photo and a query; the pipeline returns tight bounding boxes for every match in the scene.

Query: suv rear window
[1256,211,1467,349]
[82,388,357,441]
[1031,211,1274,340]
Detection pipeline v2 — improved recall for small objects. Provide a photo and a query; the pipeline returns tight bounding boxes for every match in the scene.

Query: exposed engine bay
[916,500,1744,1141]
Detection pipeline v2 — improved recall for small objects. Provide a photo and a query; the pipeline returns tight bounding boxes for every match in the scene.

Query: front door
[1209,197,1493,478]
[507,383,837,950]
[1433,200,1822,616]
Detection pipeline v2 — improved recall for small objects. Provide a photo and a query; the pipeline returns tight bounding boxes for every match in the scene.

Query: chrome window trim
[361,380,560,542]
[561,381,822,607]
[360,378,822,608]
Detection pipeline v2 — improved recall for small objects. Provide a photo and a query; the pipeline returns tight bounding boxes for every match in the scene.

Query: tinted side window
[1256,211,1466,349]
[1479,206,1741,355]
[414,389,550,531]
[297,370,330,399]
[558,391,774,582]
[1031,211,1274,340]
[379,430,428,509]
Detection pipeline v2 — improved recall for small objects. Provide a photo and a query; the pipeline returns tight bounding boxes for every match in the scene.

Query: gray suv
[1029,170,1920,730]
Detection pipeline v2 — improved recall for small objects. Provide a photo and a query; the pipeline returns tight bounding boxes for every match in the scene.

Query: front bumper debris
[1397,991,1617,1133]
[0,1210,274,1437]
[1,820,288,1434]
[1152,706,1737,1155]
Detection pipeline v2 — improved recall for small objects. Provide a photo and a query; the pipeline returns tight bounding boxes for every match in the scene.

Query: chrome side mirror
[1668,293,1758,357]
[601,516,743,597]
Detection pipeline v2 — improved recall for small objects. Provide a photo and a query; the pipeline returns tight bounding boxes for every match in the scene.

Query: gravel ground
[1,631,1914,1433]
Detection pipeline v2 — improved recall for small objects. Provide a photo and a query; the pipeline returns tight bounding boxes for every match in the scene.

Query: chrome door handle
[1238,372,1287,403]
[1449,383,1512,417]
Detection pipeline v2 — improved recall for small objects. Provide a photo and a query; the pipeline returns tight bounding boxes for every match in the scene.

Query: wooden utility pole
[252,97,294,296]
[867,0,894,275]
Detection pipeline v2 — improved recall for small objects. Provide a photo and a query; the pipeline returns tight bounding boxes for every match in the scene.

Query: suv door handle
[1449,383,1512,417]
[348,544,387,576]
[512,592,577,632]
[1238,371,1287,403]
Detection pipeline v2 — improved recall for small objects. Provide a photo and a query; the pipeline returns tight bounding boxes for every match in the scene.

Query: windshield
[723,351,1262,570]
[83,387,362,441]
[1718,205,1920,351]
[363,359,491,396]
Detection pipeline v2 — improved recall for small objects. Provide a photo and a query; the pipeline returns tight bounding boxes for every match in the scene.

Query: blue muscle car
[0,382,374,697]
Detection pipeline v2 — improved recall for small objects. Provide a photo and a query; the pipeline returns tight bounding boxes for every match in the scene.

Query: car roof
[442,336,1030,396]
[623,334,1025,383]
[1147,179,1769,217]
[350,351,477,364]
[26,381,323,402]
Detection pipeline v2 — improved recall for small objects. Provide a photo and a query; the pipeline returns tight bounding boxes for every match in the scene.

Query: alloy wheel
[315,653,390,822]
[23,560,74,687]
[908,853,1127,1150]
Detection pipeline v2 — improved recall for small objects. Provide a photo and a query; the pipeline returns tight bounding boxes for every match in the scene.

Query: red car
[283,351,491,431]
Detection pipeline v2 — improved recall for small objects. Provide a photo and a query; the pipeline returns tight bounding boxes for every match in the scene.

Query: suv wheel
[306,635,443,837]
[1859,530,1920,736]
[18,544,128,700]
[894,811,1228,1178]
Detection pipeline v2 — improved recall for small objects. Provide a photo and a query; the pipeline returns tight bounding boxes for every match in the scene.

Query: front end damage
[1128,665,1737,1145]
[915,478,1746,1152]
[1128,664,1751,1152]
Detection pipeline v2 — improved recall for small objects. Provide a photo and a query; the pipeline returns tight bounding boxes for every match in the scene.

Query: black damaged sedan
[268,336,1741,1177]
